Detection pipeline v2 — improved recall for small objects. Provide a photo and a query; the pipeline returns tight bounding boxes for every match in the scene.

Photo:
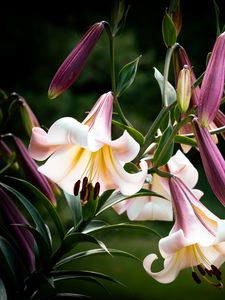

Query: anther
[82,177,88,189]
[94,182,100,199]
[87,183,93,200]
[205,268,213,277]
[192,271,201,284]
[211,265,222,281]
[73,180,81,196]
[197,265,206,276]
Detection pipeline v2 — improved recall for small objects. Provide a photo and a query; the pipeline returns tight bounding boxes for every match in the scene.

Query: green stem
[154,115,192,167]
[104,21,133,127]
[163,43,179,107]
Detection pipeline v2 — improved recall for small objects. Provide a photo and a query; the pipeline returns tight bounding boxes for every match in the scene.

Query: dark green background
[1,0,225,299]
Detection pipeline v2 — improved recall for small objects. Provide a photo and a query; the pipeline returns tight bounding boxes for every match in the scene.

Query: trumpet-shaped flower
[198,32,225,127]
[48,22,105,99]
[143,176,225,286]
[192,117,225,207]
[28,92,147,196]
[113,150,200,221]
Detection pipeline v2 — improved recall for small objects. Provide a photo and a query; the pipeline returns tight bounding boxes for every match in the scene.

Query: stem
[104,21,133,127]
[163,43,179,107]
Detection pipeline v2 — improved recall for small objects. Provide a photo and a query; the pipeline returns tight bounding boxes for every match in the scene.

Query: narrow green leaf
[213,0,221,36]
[175,135,197,147]
[60,233,110,256]
[96,189,166,216]
[39,293,93,299]
[51,270,125,287]
[112,119,144,145]
[82,220,108,234]
[0,183,51,247]
[64,192,83,230]
[0,278,7,300]
[117,55,141,97]
[153,125,174,167]
[162,10,177,47]
[83,222,161,238]
[96,189,115,213]
[153,67,176,106]
[7,177,64,241]
[55,248,141,268]
[0,237,22,289]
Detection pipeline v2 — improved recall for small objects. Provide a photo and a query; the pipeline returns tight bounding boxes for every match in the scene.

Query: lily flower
[28,92,147,196]
[198,32,225,127]
[48,22,105,99]
[192,117,225,207]
[113,149,200,221]
[143,176,225,287]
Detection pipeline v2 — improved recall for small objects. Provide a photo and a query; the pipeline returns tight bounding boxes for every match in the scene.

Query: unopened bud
[176,65,191,113]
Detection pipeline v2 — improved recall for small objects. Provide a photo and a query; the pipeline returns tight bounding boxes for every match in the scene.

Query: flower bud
[48,22,105,99]
[176,65,191,113]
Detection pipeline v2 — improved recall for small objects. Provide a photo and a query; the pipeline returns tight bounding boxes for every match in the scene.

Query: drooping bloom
[28,92,147,196]
[113,150,200,221]
[143,176,225,286]
[198,32,225,127]
[48,22,105,99]
[192,117,225,207]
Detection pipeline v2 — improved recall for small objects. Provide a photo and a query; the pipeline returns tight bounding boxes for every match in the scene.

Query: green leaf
[0,183,51,248]
[83,222,161,238]
[123,162,140,173]
[60,233,110,256]
[116,55,141,97]
[51,270,125,287]
[153,125,174,167]
[38,293,93,299]
[55,248,141,268]
[96,189,166,216]
[112,119,144,145]
[175,135,197,147]
[162,10,177,47]
[64,192,83,230]
[153,67,176,106]
[213,0,221,36]
[96,189,115,213]
[8,177,64,241]
[0,236,22,289]
[0,278,7,300]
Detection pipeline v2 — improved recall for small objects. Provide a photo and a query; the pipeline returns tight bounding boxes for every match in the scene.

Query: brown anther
[214,282,223,289]
[197,265,206,276]
[211,265,222,280]
[82,177,88,189]
[80,187,87,200]
[192,271,201,284]
[73,180,81,196]
[87,183,93,200]
[205,268,213,277]
[94,182,100,199]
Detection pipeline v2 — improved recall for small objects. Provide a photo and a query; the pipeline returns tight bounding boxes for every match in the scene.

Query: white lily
[143,176,225,287]
[113,149,200,221]
[28,92,147,196]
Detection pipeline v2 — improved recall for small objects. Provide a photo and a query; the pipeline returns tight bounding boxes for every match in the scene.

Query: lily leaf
[0,183,51,248]
[96,189,115,213]
[153,67,176,106]
[96,189,165,216]
[162,10,177,47]
[82,220,109,234]
[175,135,197,147]
[112,119,144,145]
[0,278,7,300]
[117,55,141,97]
[38,293,93,299]
[7,177,64,241]
[64,192,83,230]
[55,248,140,268]
[60,233,110,256]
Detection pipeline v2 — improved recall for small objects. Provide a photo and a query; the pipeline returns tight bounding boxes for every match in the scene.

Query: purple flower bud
[192,117,225,207]
[0,186,35,272]
[11,135,57,205]
[48,22,105,99]
[198,32,225,127]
